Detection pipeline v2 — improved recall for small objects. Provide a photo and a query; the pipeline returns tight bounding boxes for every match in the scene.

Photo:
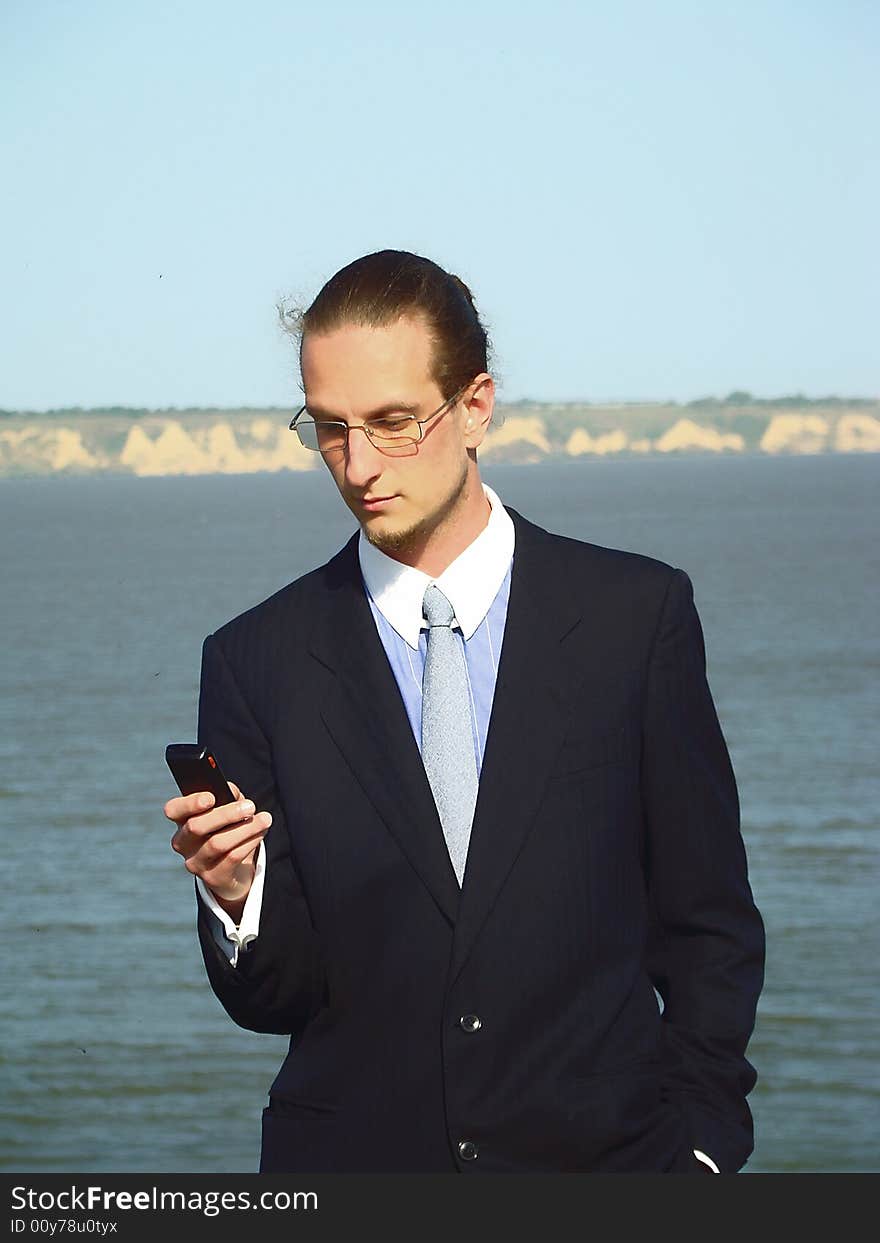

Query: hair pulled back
[286,250,492,400]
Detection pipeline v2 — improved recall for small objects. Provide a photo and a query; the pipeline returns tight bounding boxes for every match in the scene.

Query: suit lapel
[308,534,461,927]
[448,508,582,984]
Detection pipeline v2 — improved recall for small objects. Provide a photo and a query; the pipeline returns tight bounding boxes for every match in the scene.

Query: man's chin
[363,517,425,555]
[355,468,469,558]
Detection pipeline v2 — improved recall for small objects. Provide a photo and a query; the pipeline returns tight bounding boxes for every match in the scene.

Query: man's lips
[358,494,398,509]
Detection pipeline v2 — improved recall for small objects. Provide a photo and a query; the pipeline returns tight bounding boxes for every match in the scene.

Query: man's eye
[371,417,416,438]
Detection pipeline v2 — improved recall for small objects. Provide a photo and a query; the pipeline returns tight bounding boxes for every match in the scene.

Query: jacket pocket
[267,1093,338,1119]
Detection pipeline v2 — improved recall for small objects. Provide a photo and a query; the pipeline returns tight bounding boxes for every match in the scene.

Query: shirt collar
[357,483,515,649]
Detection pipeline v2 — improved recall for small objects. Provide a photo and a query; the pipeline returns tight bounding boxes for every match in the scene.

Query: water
[1,454,877,1172]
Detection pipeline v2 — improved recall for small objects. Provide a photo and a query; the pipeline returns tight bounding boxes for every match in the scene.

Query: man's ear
[462,374,495,448]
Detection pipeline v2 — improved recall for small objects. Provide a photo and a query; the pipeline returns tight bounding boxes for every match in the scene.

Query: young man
[165,250,764,1174]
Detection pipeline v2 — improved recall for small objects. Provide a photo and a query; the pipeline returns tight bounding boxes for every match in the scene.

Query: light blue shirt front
[364,585,511,775]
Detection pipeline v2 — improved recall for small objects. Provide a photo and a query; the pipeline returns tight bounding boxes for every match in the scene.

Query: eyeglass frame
[288,379,480,452]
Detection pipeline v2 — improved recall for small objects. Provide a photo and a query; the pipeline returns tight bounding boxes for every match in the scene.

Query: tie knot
[423,584,455,628]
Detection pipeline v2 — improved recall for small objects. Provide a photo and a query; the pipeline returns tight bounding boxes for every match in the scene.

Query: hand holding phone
[163,742,271,912]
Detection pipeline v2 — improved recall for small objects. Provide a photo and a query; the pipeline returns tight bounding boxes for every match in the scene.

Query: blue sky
[1,0,876,409]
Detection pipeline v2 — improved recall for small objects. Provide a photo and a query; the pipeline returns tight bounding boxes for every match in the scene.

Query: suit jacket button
[459,1014,482,1032]
[458,1140,479,1161]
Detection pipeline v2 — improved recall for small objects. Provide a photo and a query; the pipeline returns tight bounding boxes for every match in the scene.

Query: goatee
[364,515,430,555]
[360,467,470,558]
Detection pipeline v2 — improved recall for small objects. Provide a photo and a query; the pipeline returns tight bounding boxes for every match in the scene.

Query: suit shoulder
[510,506,683,589]
[556,530,678,582]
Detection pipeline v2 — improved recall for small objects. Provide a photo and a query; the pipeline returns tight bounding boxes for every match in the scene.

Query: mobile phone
[165,743,236,806]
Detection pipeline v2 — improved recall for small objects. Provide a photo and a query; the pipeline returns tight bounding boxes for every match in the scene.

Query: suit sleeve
[640,568,765,1172]
[195,631,326,1036]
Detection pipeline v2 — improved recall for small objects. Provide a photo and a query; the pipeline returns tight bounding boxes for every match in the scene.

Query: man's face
[300,314,480,559]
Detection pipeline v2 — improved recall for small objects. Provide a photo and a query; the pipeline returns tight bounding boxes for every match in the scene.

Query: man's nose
[343,426,383,488]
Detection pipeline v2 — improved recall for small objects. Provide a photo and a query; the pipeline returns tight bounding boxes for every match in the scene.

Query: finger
[183,815,271,875]
[184,798,258,841]
[175,810,271,862]
[163,791,217,823]
[169,797,251,856]
[170,796,255,850]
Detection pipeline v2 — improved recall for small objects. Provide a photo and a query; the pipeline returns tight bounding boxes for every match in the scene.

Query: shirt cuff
[196,839,266,966]
[693,1149,720,1173]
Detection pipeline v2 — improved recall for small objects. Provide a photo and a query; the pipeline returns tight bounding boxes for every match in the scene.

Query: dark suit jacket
[195,506,765,1174]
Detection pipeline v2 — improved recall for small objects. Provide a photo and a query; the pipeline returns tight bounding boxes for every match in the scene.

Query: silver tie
[421,585,479,886]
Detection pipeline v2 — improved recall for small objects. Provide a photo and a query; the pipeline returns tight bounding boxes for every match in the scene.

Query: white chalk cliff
[1,406,877,476]
[116,419,316,476]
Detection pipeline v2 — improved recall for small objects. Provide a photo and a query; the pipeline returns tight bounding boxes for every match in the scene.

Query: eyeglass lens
[295,417,419,452]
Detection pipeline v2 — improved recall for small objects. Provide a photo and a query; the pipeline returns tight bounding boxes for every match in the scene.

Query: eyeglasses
[289,381,475,454]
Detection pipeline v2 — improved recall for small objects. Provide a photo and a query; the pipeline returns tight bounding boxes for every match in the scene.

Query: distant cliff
[1,396,878,477]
